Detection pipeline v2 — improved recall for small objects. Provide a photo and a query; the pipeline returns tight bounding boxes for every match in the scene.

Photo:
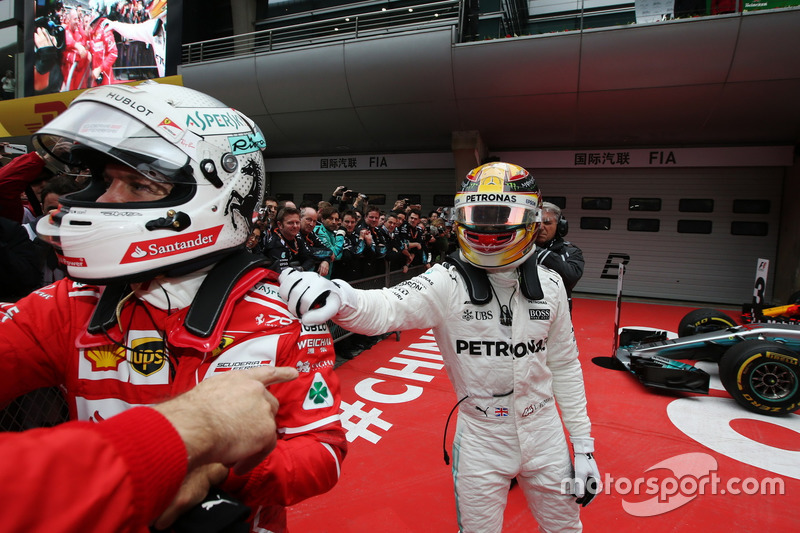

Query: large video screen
[25,0,177,97]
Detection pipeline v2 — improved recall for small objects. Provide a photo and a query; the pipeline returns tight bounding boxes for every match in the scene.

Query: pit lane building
[3,0,799,305]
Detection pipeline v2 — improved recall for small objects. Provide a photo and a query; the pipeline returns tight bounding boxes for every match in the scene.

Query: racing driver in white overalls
[279,162,600,532]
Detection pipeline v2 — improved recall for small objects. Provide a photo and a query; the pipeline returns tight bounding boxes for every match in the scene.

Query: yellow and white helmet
[454,162,541,269]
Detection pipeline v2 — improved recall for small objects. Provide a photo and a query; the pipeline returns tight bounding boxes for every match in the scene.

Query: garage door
[534,167,783,305]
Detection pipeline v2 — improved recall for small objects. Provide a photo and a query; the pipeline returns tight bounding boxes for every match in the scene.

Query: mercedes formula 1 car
[614,307,800,416]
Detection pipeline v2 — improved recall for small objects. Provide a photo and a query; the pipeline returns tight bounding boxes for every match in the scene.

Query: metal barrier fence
[0,263,428,432]
[327,263,428,342]
[182,1,461,64]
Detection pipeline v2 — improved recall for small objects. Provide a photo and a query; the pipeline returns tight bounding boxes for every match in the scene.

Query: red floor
[288,297,800,532]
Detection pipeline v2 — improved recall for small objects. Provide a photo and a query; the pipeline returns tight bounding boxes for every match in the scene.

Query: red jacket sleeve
[0,152,46,222]
[220,312,347,528]
[0,280,84,406]
[0,407,186,533]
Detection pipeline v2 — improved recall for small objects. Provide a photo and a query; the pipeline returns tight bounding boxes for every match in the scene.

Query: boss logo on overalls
[529,309,550,320]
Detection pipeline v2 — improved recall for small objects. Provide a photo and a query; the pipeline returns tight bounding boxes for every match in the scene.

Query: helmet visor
[456,205,537,231]
[32,101,191,185]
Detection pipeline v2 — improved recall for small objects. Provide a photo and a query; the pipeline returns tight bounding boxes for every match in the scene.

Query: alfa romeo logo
[308,381,329,404]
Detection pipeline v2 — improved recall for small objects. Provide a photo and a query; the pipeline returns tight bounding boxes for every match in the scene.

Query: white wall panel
[534,167,782,304]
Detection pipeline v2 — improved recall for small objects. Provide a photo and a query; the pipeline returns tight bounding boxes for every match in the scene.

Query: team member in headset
[0,82,346,533]
[279,162,599,533]
[535,201,585,310]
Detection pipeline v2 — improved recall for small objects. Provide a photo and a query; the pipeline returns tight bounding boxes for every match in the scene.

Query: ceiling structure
[179,8,800,159]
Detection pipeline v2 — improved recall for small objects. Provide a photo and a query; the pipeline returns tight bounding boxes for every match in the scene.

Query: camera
[35,12,66,50]
[358,193,368,200]
[2,144,27,156]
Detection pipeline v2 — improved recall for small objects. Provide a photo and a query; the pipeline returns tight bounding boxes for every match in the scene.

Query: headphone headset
[557,215,569,238]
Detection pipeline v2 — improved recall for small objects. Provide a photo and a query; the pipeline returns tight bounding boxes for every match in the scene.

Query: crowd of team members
[247,187,460,281]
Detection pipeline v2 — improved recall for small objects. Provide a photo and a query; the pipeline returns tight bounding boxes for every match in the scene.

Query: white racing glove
[278,268,357,325]
[571,436,601,507]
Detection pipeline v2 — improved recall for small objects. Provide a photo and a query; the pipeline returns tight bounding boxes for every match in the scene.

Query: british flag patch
[495,407,509,417]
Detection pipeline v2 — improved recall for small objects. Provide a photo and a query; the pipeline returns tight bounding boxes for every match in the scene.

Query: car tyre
[677,308,737,337]
[718,339,800,416]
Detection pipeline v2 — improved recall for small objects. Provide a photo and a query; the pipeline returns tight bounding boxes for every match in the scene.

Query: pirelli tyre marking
[719,339,800,415]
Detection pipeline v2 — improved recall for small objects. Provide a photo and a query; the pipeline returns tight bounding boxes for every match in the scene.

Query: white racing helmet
[454,162,542,269]
[33,81,266,284]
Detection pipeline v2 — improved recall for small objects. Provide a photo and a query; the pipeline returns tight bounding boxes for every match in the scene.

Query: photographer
[330,186,368,214]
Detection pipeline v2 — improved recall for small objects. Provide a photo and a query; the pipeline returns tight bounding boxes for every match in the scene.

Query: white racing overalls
[336,261,592,532]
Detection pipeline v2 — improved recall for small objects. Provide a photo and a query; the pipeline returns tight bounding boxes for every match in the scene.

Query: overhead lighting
[408,8,413,12]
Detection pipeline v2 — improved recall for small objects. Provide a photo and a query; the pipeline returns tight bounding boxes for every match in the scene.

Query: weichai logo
[120,226,223,264]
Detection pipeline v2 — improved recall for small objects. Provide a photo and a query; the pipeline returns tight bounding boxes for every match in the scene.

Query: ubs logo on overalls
[462,309,493,321]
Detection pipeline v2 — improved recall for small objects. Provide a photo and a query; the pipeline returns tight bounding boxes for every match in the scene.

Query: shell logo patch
[85,344,125,371]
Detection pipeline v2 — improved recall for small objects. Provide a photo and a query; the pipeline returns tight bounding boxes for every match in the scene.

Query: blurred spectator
[1,70,15,99]
[33,24,65,95]
[106,10,167,79]
[246,196,279,251]
[329,185,347,204]
[336,209,373,281]
[260,206,314,272]
[300,206,332,277]
[314,206,344,279]
[0,150,49,224]
[391,198,408,213]
[429,207,445,223]
[399,209,430,271]
[379,212,406,272]
[23,175,81,285]
[38,174,79,215]
[0,217,42,301]
[330,186,369,214]
[535,201,585,310]
[263,196,279,229]
[356,206,387,277]
[428,218,449,264]
[88,17,118,86]
[61,8,90,91]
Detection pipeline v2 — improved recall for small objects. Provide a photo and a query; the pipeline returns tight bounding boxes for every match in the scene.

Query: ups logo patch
[128,337,167,376]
